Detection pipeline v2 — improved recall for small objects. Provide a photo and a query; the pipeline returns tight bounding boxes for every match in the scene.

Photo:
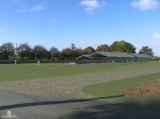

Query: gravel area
[0,68,160,99]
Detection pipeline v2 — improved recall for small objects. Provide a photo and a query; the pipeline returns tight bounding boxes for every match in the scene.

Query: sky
[0,0,160,56]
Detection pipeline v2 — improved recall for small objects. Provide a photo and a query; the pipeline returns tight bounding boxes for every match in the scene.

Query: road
[1,91,160,119]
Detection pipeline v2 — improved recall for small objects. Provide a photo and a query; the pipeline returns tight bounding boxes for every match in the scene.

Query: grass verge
[82,72,160,103]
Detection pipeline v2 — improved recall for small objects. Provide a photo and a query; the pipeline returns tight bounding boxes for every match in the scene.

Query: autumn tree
[139,46,154,56]
[96,44,110,52]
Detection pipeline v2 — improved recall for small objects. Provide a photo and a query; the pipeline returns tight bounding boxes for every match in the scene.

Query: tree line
[0,40,154,60]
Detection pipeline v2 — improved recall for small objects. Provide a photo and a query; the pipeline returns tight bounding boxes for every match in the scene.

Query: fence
[0,60,87,64]
[0,58,149,64]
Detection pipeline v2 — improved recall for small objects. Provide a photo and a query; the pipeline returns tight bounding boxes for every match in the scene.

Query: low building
[76,55,92,60]
[130,54,153,62]
[76,52,153,63]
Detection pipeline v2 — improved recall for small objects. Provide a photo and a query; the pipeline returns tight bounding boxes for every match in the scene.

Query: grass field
[82,72,160,103]
[0,62,160,103]
[0,62,160,81]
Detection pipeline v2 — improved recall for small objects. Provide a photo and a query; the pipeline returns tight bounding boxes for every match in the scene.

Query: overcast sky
[0,0,160,55]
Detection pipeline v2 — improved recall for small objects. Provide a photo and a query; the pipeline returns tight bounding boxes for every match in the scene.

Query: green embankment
[82,72,160,103]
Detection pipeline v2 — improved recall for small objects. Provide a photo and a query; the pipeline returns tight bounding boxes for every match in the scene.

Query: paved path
[0,91,160,119]
[0,90,121,119]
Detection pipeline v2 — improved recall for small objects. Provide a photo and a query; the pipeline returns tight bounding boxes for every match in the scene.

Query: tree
[117,40,136,53]
[154,56,159,61]
[110,40,136,53]
[109,41,119,52]
[139,46,154,56]
[96,44,110,52]
[18,43,32,60]
[0,42,14,60]
[61,48,72,60]
[71,48,82,60]
[49,47,59,60]
[82,46,95,55]
[59,43,82,60]
[33,45,47,60]
[71,43,76,50]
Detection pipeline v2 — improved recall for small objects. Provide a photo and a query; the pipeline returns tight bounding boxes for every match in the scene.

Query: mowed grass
[0,62,160,81]
[82,72,160,103]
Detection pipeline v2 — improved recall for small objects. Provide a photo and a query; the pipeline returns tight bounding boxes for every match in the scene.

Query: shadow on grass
[1,94,160,119]
[63,101,160,119]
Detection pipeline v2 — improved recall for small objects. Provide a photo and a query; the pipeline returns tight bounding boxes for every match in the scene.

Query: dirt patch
[121,80,160,96]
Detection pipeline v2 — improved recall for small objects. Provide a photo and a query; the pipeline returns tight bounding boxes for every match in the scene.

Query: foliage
[139,46,154,56]
[61,48,72,60]
[150,56,160,61]
[18,43,32,60]
[33,45,47,60]
[109,41,119,52]
[71,48,82,59]
[71,43,76,50]
[96,44,110,52]
[0,42,15,60]
[154,56,160,61]
[49,47,59,60]
[82,46,95,55]
[110,40,136,53]
[0,42,156,60]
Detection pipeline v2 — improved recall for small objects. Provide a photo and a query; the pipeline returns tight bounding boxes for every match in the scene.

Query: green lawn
[82,72,160,103]
[0,62,160,81]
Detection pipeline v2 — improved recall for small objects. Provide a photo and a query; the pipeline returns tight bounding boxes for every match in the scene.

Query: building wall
[81,57,149,63]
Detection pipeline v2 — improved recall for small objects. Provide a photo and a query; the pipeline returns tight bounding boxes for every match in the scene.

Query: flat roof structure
[76,52,153,60]
[130,54,153,58]
[89,52,134,58]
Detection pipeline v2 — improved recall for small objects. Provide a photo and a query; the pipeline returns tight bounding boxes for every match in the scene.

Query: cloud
[52,18,58,23]
[80,0,108,14]
[30,4,47,11]
[153,33,160,40]
[133,37,160,56]
[18,2,48,12]
[131,0,160,10]
[0,28,5,33]
[48,18,58,24]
